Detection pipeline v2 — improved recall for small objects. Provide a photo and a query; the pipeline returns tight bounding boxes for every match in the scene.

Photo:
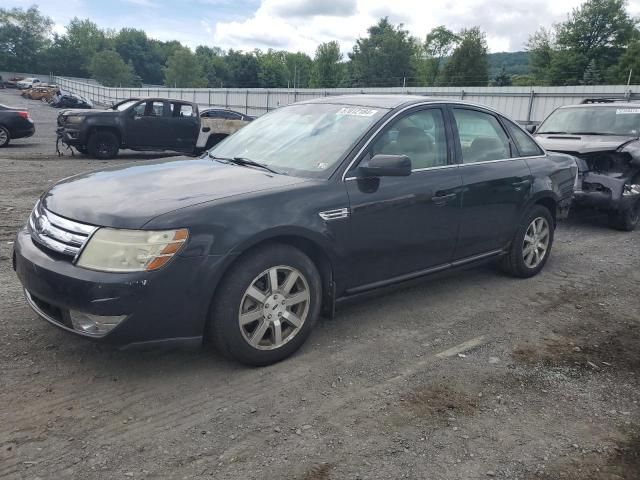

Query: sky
[6,0,640,54]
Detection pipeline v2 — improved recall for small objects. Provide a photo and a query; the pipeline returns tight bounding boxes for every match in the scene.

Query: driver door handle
[512,179,531,191]
[431,192,457,205]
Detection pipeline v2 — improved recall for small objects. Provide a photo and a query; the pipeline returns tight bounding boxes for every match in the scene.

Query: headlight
[76,228,189,273]
[65,116,84,124]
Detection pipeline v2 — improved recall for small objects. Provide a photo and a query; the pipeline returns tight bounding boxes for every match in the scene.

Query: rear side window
[172,103,194,117]
[504,120,543,157]
[453,109,511,163]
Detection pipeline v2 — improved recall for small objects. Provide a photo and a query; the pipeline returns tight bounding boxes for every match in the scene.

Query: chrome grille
[28,202,97,260]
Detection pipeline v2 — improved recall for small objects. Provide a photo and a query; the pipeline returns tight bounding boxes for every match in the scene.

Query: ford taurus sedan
[13,95,577,365]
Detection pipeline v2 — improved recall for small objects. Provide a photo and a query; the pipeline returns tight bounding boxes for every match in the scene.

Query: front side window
[505,120,543,157]
[371,109,448,169]
[172,103,194,117]
[453,109,511,163]
[210,103,387,178]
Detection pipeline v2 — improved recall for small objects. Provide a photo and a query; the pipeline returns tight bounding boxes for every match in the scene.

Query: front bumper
[57,127,85,146]
[12,228,225,348]
[574,171,639,212]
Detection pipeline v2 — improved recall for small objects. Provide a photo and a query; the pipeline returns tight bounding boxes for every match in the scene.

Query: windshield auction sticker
[337,107,378,117]
[616,108,640,114]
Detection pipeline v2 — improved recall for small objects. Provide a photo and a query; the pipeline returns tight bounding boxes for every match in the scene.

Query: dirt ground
[0,88,639,480]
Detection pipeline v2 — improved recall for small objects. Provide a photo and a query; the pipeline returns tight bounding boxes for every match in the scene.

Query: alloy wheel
[238,265,310,351]
[522,216,550,268]
[0,128,8,146]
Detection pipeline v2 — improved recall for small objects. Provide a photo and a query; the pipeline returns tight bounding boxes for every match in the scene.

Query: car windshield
[209,103,387,178]
[538,106,640,136]
[113,100,138,111]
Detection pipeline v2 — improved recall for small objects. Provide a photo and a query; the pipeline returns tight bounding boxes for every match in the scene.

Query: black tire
[608,201,639,232]
[500,205,555,278]
[87,130,119,159]
[75,146,89,155]
[0,126,10,147]
[209,244,322,366]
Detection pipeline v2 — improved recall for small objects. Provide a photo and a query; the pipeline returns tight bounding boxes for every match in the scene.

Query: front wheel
[88,131,120,160]
[608,201,639,232]
[209,244,322,366]
[500,205,555,278]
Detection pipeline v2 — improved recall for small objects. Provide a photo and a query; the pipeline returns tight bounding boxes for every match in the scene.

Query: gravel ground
[0,89,175,161]
[0,91,639,480]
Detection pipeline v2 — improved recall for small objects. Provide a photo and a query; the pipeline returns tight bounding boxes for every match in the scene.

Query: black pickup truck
[57,98,250,159]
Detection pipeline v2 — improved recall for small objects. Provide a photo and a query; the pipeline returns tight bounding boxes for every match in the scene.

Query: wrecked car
[57,98,251,159]
[535,103,640,231]
[14,96,577,365]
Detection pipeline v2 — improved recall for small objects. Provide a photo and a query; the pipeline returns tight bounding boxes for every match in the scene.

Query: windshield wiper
[209,153,280,174]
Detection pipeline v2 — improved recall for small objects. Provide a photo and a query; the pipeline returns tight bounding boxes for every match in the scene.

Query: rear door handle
[431,192,457,205]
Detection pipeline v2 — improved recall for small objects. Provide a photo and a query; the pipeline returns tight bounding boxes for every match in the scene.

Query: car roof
[558,102,640,109]
[298,94,437,109]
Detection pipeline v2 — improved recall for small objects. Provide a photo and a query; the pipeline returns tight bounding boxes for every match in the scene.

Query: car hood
[535,134,638,154]
[41,157,309,229]
[60,108,103,116]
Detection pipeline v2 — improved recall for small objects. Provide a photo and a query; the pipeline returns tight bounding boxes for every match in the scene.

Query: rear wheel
[608,201,639,232]
[500,205,555,278]
[88,130,119,159]
[0,126,10,147]
[209,244,322,366]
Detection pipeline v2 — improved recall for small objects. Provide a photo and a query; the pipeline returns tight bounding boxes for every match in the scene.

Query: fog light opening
[69,311,126,336]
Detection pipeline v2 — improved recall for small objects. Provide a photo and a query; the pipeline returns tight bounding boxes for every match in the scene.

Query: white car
[16,78,42,90]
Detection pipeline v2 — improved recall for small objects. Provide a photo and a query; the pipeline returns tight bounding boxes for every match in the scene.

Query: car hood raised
[536,134,638,154]
[41,157,309,229]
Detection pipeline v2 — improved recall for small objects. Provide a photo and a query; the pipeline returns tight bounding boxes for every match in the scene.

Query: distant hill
[488,51,530,78]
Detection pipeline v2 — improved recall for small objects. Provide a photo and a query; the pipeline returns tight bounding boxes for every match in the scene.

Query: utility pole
[627,69,633,87]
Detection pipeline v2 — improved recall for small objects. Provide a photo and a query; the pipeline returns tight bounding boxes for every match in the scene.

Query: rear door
[169,102,199,151]
[451,107,533,259]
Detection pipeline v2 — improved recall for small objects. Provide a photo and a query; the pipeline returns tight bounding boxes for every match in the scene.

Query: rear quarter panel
[526,153,578,213]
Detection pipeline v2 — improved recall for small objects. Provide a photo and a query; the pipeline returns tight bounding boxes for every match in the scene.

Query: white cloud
[213,0,588,54]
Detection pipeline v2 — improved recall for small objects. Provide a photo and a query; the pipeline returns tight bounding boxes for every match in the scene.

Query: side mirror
[359,154,411,177]
[526,124,537,134]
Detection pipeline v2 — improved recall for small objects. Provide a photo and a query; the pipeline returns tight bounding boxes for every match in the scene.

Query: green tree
[607,36,640,83]
[256,49,289,87]
[511,74,537,86]
[163,47,207,87]
[195,46,229,87]
[533,0,638,86]
[526,27,555,85]
[225,50,259,87]
[348,18,417,87]
[114,29,164,84]
[89,50,137,87]
[0,6,53,72]
[423,26,458,85]
[582,59,602,84]
[493,66,512,86]
[442,27,489,86]
[284,52,312,88]
[310,41,343,87]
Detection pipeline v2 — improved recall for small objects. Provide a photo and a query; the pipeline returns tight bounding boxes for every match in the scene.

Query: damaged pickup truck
[535,102,640,231]
[57,98,251,159]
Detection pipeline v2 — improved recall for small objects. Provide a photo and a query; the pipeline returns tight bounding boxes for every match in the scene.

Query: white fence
[53,76,640,123]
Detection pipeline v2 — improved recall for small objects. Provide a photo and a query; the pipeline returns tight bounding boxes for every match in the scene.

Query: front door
[343,106,463,290]
[451,107,533,259]
[125,100,172,149]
